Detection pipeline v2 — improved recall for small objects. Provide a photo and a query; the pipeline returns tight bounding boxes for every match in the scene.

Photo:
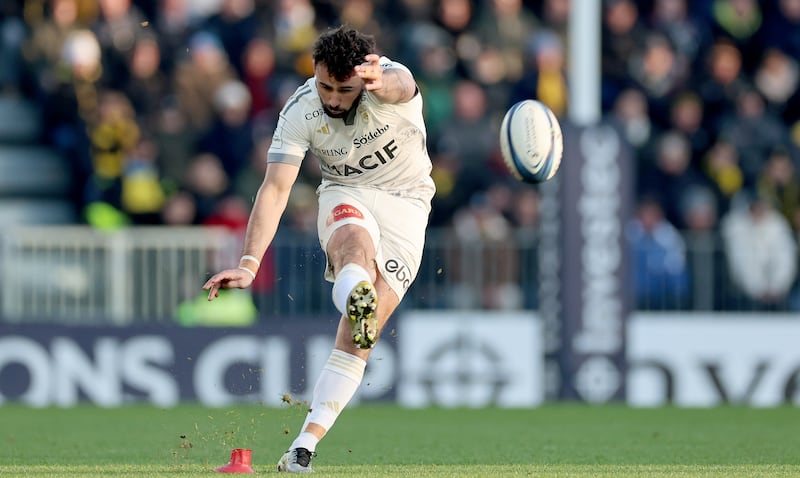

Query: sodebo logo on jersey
[354,125,390,148]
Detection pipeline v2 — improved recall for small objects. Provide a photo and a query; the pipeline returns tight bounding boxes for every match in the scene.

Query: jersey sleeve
[378,56,412,77]
[267,84,313,166]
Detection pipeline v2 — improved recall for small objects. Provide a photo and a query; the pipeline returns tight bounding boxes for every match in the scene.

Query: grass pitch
[0,404,798,477]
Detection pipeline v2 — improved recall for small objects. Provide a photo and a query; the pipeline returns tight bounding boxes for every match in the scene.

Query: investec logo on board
[555,121,631,403]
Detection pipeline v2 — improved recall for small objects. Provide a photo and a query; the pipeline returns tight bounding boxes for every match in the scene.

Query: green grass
[1,404,799,477]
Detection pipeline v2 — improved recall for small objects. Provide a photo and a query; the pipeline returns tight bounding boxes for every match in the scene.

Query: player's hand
[202,268,254,301]
[355,54,383,91]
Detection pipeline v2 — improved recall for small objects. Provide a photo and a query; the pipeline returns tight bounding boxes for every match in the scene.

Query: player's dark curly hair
[312,25,376,82]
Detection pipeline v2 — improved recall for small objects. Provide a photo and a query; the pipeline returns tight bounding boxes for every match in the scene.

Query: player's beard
[322,91,363,119]
[323,104,347,118]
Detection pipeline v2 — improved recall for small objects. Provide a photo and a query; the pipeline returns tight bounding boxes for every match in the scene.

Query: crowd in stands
[2,0,800,311]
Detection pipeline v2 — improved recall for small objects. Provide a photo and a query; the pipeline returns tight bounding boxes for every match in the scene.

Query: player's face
[315,62,364,118]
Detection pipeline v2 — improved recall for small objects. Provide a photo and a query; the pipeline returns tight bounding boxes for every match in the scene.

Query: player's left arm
[355,53,416,104]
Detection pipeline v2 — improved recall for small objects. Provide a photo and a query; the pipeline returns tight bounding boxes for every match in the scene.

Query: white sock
[289,431,318,453]
[295,349,367,450]
[331,263,372,316]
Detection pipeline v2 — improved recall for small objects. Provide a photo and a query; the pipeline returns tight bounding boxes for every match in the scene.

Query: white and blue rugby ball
[499,99,563,183]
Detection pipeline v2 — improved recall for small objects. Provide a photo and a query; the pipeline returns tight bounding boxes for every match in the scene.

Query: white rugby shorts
[317,186,430,300]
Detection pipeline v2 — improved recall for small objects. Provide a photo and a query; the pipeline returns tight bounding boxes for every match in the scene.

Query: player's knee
[329,223,370,244]
[328,225,374,269]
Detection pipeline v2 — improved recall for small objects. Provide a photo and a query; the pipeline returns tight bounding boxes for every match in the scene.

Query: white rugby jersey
[268,57,435,202]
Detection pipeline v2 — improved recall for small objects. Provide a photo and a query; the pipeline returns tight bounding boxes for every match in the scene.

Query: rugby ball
[499,99,563,183]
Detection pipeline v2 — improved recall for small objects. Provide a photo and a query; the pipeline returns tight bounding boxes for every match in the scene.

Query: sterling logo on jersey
[321,139,399,177]
[315,146,348,157]
[353,125,390,148]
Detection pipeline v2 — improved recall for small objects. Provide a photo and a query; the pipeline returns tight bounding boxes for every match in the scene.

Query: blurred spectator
[710,0,764,71]
[538,0,570,47]
[23,0,83,93]
[436,79,497,180]
[203,193,250,232]
[627,32,690,124]
[611,87,656,152]
[120,137,166,224]
[509,29,568,118]
[184,152,230,223]
[272,0,317,70]
[638,130,711,229]
[473,0,539,85]
[756,146,800,225]
[241,36,278,123]
[234,136,270,204]
[161,189,197,225]
[716,87,789,182]
[510,186,540,232]
[284,181,318,234]
[197,79,255,180]
[34,27,104,213]
[154,96,196,191]
[91,0,147,88]
[720,189,798,310]
[753,48,800,121]
[649,0,713,73]
[202,0,258,77]
[394,0,434,20]
[173,30,237,131]
[702,138,744,214]
[484,179,517,224]
[80,89,166,226]
[433,0,480,90]
[398,22,458,138]
[602,0,648,108]
[429,152,477,228]
[760,0,800,61]
[34,26,102,152]
[436,0,475,45]
[697,37,748,129]
[0,1,27,93]
[88,89,139,183]
[268,180,325,312]
[680,185,719,233]
[123,33,169,130]
[668,91,710,164]
[151,0,196,76]
[626,195,690,310]
[337,0,390,46]
[449,191,521,309]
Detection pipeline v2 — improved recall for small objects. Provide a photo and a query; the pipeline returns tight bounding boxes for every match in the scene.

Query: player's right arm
[203,161,300,300]
[203,81,311,300]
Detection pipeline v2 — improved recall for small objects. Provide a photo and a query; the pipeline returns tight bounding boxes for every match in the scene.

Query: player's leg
[277,273,399,473]
[278,189,427,472]
[278,195,382,473]
[332,272,399,357]
[296,274,398,433]
[327,224,381,349]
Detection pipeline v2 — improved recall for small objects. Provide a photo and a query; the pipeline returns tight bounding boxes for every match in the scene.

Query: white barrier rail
[0,227,237,324]
[0,226,795,325]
